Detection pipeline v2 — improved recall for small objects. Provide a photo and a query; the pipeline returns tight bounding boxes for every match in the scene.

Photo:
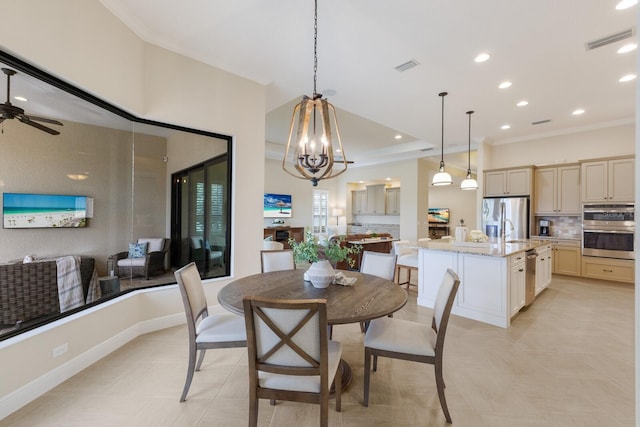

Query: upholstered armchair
[108,237,170,279]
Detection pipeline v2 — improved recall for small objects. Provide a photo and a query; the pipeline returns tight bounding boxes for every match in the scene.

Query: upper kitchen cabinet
[484,167,533,197]
[352,190,367,214]
[581,156,634,203]
[534,164,580,215]
[385,187,400,215]
[366,184,386,215]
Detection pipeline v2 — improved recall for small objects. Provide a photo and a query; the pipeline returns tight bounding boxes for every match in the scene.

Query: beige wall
[0,0,265,416]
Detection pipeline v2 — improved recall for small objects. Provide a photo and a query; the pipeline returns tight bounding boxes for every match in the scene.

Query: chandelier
[282,0,348,186]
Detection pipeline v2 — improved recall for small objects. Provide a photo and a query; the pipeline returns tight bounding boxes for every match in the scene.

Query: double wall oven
[582,204,635,260]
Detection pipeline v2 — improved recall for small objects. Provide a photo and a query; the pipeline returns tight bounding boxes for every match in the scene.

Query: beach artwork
[3,193,88,228]
[428,208,450,224]
[263,193,292,218]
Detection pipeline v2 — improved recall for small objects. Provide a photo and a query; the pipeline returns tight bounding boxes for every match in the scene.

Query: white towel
[56,256,85,312]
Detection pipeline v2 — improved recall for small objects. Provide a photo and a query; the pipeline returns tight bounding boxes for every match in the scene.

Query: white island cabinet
[417,240,548,328]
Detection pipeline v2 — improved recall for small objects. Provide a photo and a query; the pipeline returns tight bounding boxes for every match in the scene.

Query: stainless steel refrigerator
[481,196,529,240]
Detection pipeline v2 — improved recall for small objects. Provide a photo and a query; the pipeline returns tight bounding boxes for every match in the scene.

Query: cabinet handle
[603,269,613,273]
[518,268,524,272]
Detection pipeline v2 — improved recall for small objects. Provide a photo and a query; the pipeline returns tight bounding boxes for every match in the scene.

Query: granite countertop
[416,239,548,257]
[531,235,581,242]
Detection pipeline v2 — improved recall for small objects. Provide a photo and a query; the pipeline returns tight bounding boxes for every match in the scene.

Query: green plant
[289,232,361,268]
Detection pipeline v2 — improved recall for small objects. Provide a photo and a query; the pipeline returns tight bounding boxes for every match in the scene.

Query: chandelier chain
[313,0,318,96]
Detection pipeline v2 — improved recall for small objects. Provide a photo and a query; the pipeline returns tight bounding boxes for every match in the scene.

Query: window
[312,190,329,233]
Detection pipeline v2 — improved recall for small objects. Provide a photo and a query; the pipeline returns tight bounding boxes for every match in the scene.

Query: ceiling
[16,1,640,171]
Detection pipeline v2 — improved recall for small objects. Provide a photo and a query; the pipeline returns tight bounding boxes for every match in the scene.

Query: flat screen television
[3,193,88,228]
[263,193,292,218]
[428,208,450,224]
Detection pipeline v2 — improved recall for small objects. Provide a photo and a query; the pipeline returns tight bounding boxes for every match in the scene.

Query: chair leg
[363,348,371,407]
[328,325,333,340]
[195,349,207,371]
[320,389,328,427]
[435,359,452,423]
[249,395,259,427]
[335,360,342,412]
[360,320,370,333]
[373,354,378,372]
[180,345,197,402]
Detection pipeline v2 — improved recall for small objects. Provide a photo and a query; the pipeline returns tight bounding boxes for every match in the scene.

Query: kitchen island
[417,239,550,328]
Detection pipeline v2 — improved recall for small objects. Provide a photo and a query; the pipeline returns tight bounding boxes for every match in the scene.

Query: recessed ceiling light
[394,134,402,140]
[498,81,512,89]
[617,43,637,53]
[572,109,585,115]
[13,96,27,102]
[501,124,511,130]
[336,148,342,152]
[385,177,391,181]
[619,73,637,82]
[359,180,364,184]
[616,0,637,10]
[516,100,529,107]
[474,53,490,63]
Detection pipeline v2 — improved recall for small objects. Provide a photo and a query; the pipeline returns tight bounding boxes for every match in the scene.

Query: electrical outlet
[52,343,68,358]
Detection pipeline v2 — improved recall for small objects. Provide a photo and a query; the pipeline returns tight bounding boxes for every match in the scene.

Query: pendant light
[432,92,453,186]
[282,0,348,187]
[460,110,479,190]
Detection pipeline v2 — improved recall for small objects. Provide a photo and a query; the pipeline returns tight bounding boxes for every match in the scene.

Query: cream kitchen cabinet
[352,190,367,214]
[581,157,634,202]
[552,239,581,276]
[581,257,634,283]
[510,254,526,317]
[534,165,580,215]
[385,187,400,215]
[484,167,533,197]
[534,244,552,296]
[366,184,386,214]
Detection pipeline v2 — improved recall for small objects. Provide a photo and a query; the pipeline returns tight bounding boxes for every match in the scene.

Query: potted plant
[289,232,361,288]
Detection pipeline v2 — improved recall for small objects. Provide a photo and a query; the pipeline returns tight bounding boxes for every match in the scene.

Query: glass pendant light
[432,91,452,186]
[460,110,479,190]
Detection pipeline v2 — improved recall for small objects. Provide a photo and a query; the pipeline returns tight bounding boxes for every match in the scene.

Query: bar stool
[392,240,418,290]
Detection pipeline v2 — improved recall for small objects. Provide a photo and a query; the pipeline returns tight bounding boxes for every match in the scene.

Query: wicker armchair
[109,237,170,279]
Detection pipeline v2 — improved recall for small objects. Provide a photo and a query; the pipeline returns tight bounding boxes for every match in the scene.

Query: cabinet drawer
[581,258,634,283]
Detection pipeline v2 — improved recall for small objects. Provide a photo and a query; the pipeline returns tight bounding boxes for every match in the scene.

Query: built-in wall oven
[582,203,635,260]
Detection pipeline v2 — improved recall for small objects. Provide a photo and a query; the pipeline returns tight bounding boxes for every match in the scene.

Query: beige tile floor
[1,275,634,426]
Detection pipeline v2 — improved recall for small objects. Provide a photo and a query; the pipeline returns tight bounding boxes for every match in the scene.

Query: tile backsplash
[348,223,400,239]
[534,215,581,238]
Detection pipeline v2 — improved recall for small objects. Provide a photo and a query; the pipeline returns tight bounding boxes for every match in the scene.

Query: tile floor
[1,275,634,426]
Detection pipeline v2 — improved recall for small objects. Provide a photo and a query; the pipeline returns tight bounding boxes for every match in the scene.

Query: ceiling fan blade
[26,115,63,126]
[20,117,60,135]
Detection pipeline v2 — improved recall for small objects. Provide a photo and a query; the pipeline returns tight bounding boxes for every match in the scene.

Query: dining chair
[242,295,342,427]
[260,249,295,273]
[362,268,460,423]
[359,250,397,332]
[174,262,246,402]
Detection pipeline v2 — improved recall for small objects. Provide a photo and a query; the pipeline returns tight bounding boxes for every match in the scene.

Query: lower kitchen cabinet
[553,243,581,276]
[510,255,526,317]
[581,257,634,283]
[535,244,552,296]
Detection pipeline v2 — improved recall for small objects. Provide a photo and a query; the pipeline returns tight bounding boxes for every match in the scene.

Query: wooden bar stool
[395,254,418,289]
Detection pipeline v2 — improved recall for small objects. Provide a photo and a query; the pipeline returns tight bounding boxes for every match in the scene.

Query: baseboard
[0,312,184,420]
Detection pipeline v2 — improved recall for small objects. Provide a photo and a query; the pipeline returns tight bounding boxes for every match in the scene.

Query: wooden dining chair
[363,268,460,423]
[359,250,397,332]
[174,262,247,402]
[243,296,342,427]
[260,249,295,273]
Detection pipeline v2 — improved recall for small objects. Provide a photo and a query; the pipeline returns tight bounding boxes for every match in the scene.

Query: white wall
[0,1,265,417]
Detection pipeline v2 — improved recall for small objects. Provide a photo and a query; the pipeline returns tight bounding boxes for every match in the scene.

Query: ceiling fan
[0,68,63,135]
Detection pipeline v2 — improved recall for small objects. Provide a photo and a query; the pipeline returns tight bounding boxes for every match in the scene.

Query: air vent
[532,119,551,125]
[395,59,419,72]
[420,147,434,152]
[585,28,634,50]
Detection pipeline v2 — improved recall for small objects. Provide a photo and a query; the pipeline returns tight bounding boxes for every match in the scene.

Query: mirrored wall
[0,51,232,340]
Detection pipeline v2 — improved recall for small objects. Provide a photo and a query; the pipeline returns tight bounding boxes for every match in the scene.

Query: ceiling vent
[395,59,419,72]
[585,28,634,50]
[532,119,552,125]
[420,147,434,152]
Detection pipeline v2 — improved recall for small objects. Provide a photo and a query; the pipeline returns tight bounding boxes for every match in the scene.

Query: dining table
[218,268,408,390]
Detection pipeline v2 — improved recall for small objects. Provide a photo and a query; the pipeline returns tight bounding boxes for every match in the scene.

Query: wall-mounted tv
[428,208,450,224]
[3,193,88,228]
[263,193,292,218]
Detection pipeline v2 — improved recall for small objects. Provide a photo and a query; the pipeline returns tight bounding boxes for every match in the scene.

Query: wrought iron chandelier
[282,0,348,186]
[460,110,478,190]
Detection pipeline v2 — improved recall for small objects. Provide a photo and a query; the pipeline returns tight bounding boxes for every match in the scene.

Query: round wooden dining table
[218,268,408,390]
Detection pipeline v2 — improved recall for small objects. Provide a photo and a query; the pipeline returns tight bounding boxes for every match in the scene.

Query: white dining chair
[260,249,295,273]
[359,251,397,331]
[363,268,460,423]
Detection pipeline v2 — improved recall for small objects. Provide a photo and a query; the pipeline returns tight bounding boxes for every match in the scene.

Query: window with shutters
[312,190,329,233]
